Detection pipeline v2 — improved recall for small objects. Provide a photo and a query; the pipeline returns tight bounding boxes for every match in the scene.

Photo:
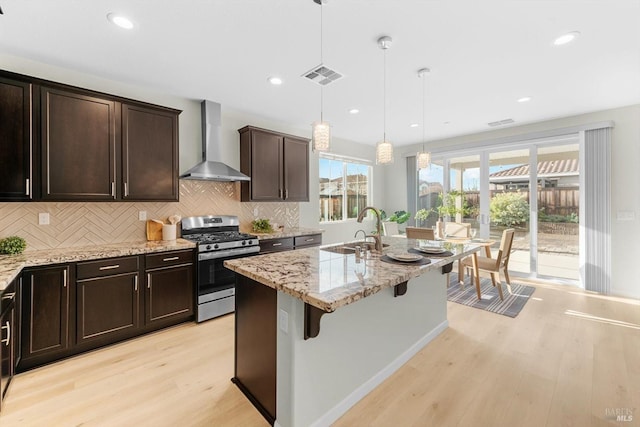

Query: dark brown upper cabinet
[0,76,33,201]
[0,69,180,202]
[41,87,118,201]
[238,126,309,202]
[122,104,179,201]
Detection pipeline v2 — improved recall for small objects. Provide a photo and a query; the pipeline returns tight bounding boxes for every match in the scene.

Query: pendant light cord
[320,2,324,123]
[422,70,426,152]
[383,47,387,141]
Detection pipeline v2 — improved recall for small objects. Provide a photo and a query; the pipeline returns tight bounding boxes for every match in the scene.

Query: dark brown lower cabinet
[17,250,195,373]
[20,265,70,368]
[1,278,17,412]
[76,272,140,346]
[232,274,277,424]
[145,263,193,326]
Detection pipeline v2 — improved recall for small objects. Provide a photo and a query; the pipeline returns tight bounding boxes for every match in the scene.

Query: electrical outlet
[617,211,635,221]
[38,212,50,225]
[279,309,289,334]
[138,211,147,221]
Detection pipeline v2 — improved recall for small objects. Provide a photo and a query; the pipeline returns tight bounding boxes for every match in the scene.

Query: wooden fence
[420,187,579,216]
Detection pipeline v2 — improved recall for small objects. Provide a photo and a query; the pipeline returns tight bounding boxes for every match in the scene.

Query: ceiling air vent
[487,118,515,127]
[302,64,343,86]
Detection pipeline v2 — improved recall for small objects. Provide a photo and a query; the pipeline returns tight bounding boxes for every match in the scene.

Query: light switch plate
[138,211,147,221]
[279,309,289,334]
[38,212,50,225]
[617,211,636,221]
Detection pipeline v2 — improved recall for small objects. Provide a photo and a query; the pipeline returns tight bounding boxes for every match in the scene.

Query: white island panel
[276,268,447,427]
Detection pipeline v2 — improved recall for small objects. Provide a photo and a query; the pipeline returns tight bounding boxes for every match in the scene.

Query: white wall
[1,53,386,245]
[385,105,640,299]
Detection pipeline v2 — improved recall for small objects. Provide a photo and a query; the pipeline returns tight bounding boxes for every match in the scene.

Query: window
[319,155,371,222]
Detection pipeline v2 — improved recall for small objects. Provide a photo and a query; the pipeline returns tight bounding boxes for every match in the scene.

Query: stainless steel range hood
[179,100,250,182]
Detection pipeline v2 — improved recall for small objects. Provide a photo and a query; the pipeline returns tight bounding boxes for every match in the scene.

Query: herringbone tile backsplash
[0,181,299,251]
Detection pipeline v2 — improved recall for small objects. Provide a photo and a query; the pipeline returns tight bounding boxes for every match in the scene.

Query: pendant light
[376,35,394,165]
[416,67,431,170]
[311,0,330,152]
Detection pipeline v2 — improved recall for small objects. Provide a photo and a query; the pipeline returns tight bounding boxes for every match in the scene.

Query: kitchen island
[224,236,480,427]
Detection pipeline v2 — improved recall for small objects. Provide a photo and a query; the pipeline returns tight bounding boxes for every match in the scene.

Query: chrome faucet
[356,206,383,252]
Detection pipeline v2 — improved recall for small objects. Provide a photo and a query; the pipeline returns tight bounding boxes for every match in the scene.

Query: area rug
[447,273,535,317]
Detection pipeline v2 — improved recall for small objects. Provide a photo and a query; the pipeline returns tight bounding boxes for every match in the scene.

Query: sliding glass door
[422,137,581,283]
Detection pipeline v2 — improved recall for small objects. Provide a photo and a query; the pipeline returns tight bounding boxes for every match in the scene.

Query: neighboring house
[489,159,579,190]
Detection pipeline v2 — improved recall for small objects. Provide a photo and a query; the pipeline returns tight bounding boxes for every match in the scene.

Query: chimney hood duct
[179,100,250,182]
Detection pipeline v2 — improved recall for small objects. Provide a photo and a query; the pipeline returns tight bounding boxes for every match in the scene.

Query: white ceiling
[1,0,639,147]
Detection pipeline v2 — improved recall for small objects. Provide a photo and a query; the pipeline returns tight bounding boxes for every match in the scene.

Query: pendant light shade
[376,140,394,165]
[376,35,394,165]
[416,67,431,170]
[311,0,330,152]
[312,121,331,152]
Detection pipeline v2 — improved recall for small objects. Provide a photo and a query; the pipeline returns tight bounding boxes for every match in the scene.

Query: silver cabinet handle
[163,256,179,262]
[285,189,289,199]
[111,182,116,198]
[272,243,282,247]
[305,238,315,242]
[26,178,30,196]
[1,321,9,346]
[99,265,120,271]
[134,276,138,291]
[124,182,129,197]
[279,189,283,198]
[147,273,151,289]
[1,292,15,301]
[63,269,67,288]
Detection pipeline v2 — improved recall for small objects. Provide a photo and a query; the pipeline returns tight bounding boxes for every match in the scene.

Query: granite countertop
[224,236,481,312]
[0,239,196,292]
[242,227,324,240]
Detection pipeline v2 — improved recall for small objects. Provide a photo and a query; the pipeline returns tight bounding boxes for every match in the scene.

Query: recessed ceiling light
[349,108,360,114]
[443,121,451,125]
[517,96,532,103]
[410,123,419,128]
[553,31,580,46]
[107,13,134,29]
[268,76,283,85]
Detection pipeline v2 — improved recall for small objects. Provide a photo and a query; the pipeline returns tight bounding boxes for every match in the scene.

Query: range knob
[241,240,247,246]
[247,240,253,245]
[213,244,219,249]
[206,245,212,250]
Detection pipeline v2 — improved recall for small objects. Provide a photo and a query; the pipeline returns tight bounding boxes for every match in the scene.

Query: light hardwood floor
[1,281,638,427]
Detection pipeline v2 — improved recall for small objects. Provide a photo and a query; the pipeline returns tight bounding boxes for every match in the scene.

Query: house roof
[489,159,579,181]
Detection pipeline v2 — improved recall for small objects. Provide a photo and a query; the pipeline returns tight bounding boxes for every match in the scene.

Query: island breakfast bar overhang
[224,236,480,427]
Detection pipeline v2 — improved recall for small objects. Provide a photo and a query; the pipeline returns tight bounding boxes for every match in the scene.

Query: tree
[490,192,530,227]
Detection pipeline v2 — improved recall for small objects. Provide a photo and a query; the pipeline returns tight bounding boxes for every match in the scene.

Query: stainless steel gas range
[181,215,259,322]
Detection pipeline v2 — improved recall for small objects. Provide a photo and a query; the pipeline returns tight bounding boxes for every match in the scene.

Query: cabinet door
[1,303,15,406]
[0,76,32,200]
[249,130,283,201]
[76,273,139,345]
[283,137,309,202]
[41,87,117,200]
[145,265,193,325]
[21,266,70,360]
[122,104,179,201]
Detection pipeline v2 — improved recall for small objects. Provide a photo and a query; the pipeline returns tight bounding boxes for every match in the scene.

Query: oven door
[197,248,259,301]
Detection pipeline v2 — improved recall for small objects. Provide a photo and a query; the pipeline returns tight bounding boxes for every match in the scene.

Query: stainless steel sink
[321,242,389,254]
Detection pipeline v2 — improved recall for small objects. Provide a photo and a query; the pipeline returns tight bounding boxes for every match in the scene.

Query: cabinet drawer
[146,250,194,270]
[259,237,294,253]
[294,234,322,248]
[77,256,139,280]
[1,279,16,314]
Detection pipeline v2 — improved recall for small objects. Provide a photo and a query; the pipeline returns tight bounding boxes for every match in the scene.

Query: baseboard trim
[308,319,449,427]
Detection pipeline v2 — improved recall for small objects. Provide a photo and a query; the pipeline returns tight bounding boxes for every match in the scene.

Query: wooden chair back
[382,221,399,236]
[444,222,471,238]
[498,228,516,268]
[405,227,435,240]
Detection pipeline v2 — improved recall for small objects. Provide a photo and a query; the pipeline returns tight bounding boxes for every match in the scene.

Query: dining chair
[444,222,471,238]
[462,228,515,301]
[405,226,435,240]
[382,221,400,236]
